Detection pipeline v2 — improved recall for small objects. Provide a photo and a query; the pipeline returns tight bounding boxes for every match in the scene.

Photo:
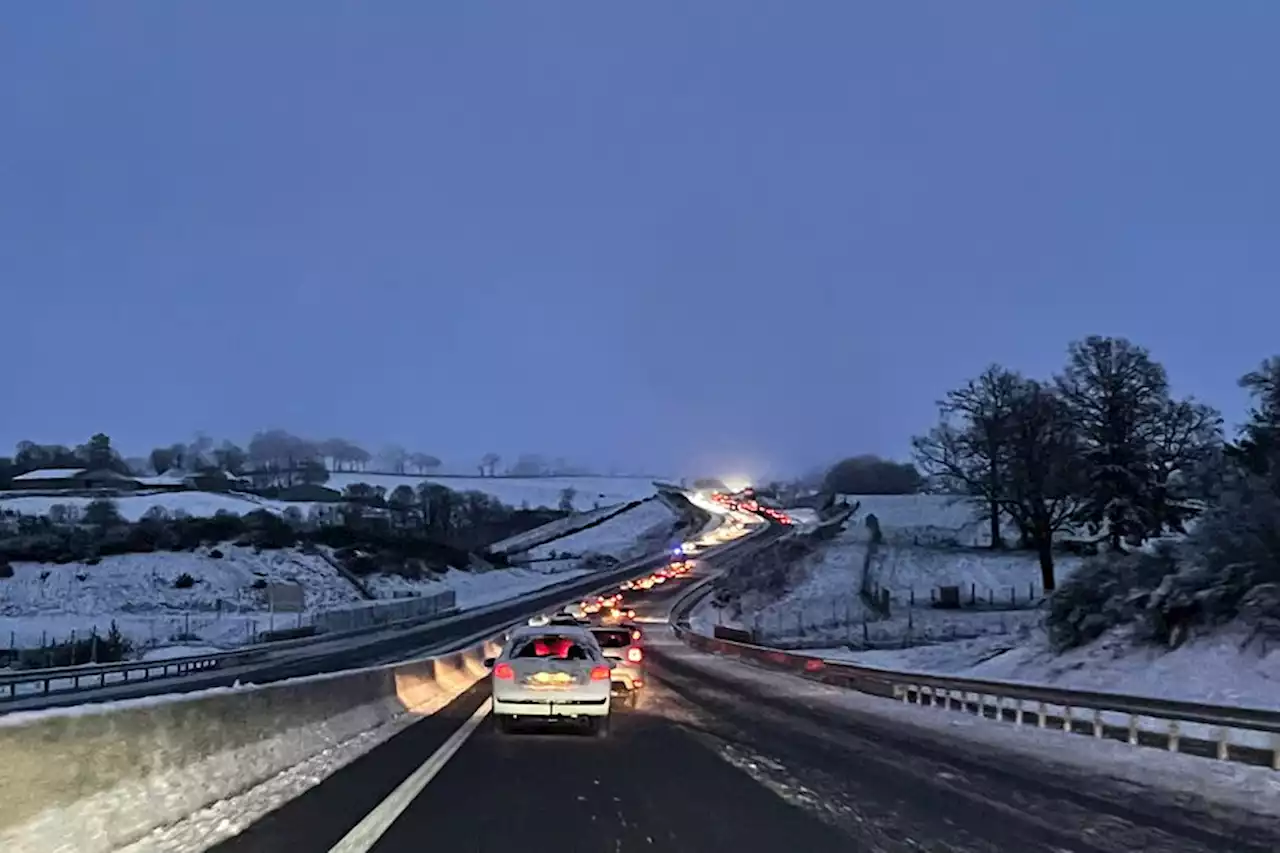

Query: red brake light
[626,647,643,663]
[493,662,514,680]
[589,665,610,681]
[631,629,642,641]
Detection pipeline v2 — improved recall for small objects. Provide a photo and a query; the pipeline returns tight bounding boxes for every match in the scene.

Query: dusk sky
[4,3,1278,480]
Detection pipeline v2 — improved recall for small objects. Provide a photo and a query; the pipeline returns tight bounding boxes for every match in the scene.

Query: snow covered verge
[816,623,1280,711]
[0,636,500,853]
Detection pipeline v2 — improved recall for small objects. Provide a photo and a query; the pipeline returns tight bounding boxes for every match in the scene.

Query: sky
[3,2,1278,480]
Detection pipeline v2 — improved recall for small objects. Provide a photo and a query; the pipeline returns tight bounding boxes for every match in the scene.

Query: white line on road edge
[328,699,492,853]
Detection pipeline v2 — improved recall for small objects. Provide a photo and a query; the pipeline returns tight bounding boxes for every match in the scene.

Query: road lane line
[327,699,492,853]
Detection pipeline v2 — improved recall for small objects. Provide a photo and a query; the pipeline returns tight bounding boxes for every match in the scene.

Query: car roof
[508,624,595,641]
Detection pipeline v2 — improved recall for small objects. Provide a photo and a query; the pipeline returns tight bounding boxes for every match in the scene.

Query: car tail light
[631,629,642,641]
[589,665,610,681]
[626,647,643,663]
[493,662,514,680]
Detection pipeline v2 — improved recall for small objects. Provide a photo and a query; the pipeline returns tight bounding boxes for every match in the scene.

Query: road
[202,556,1278,853]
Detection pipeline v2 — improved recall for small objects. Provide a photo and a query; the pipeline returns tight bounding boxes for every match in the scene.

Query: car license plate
[526,671,574,689]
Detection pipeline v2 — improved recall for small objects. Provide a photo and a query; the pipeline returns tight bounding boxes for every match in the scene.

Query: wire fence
[721,580,1047,651]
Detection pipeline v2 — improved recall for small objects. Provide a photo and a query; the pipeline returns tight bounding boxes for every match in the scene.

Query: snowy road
[159,560,1278,853]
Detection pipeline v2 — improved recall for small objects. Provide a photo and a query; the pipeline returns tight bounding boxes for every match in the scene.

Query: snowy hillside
[528,498,677,561]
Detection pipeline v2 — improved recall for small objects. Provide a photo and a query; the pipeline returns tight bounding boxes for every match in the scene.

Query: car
[486,625,614,736]
[588,625,645,708]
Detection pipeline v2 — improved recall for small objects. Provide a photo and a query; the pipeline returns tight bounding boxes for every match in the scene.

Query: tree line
[0,430,599,489]
[908,335,1265,591]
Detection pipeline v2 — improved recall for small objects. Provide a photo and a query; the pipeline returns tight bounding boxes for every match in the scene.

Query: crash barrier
[671,605,1280,771]
[0,634,505,853]
[312,589,457,633]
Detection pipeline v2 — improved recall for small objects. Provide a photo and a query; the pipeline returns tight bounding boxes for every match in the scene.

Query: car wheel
[592,715,611,738]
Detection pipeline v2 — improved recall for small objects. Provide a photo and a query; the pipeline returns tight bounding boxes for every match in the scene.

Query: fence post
[970,583,976,605]
[910,587,915,607]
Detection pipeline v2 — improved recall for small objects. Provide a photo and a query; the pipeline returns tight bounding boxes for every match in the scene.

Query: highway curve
[203,564,1280,853]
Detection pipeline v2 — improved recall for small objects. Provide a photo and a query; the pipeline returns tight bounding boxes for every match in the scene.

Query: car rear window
[512,635,593,660]
[590,629,632,648]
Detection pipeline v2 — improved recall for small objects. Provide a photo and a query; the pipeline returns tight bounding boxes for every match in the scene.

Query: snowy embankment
[486,501,632,555]
[526,497,677,565]
[818,624,1280,712]
[0,541,624,653]
[692,495,1076,649]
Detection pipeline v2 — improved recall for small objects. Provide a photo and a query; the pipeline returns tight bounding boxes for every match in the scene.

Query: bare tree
[999,381,1086,590]
[480,453,501,477]
[378,444,409,475]
[912,365,1025,548]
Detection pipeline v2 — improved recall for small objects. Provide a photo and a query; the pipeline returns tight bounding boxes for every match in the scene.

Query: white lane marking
[328,699,492,853]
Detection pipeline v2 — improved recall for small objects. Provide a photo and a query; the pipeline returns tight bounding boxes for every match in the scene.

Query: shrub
[0,559,12,579]
[208,548,224,559]
[1046,544,1180,651]
[173,572,196,589]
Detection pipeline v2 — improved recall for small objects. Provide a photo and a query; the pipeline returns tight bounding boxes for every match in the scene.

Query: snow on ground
[487,502,630,554]
[695,510,1076,649]
[0,498,680,655]
[527,497,677,560]
[0,544,599,652]
[817,624,1280,712]
[0,546,366,650]
[324,473,659,511]
[0,491,304,521]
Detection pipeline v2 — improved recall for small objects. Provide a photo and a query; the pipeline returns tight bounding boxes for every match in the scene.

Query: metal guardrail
[671,580,1280,771]
[0,647,266,701]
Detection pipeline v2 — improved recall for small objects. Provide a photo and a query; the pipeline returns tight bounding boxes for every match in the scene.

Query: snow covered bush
[1046,542,1179,651]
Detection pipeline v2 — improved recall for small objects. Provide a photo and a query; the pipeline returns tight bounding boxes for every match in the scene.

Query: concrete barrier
[0,634,502,853]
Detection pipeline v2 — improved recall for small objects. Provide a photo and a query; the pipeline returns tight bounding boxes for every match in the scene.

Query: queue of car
[483,556,696,737]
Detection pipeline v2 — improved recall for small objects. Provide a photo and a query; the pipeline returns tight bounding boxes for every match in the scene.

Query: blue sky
[3,2,1278,479]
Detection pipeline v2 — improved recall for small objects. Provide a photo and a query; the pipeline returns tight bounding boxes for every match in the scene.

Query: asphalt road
[205,561,1278,853]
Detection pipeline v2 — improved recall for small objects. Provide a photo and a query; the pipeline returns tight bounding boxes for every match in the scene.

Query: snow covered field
[324,473,659,511]
[0,491,299,521]
[693,497,1076,650]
